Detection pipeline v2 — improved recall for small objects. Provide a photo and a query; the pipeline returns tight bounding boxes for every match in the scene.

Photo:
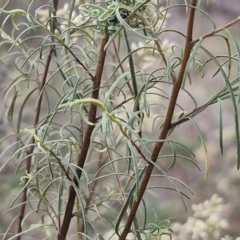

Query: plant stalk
[16,1,59,239]
[118,1,197,239]
[57,34,109,240]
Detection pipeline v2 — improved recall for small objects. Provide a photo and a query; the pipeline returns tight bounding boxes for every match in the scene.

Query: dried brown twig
[16,1,59,239]
[57,34,109,240]
[119,1,197,239]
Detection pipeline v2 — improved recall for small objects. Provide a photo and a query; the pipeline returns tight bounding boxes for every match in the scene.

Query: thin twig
[67,47,95,81]
[191,15,240,45]
[155,40,177,83]
[113,40,134,95]
[16,1,59,239]
[78,152,106,234]
[118,1,197,239]
[95,97,134,122]
[57,34,109,240]
[170,106,201,128]
[2,215,20,240]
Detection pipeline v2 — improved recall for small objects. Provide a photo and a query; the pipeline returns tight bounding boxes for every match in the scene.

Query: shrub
[1,0,240,239]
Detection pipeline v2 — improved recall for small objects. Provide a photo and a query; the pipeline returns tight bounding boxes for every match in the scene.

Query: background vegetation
[0,0,240,239]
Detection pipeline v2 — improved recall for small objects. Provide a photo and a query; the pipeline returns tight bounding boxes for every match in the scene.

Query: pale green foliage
[0,0,240,239]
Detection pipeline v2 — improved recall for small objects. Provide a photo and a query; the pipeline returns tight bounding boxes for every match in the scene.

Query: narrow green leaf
[217,98,223,155]
[115,167,146,236]
[17,88,38,134]
[7,90,18,126]
[201,46,240,169]
[188,117,209,179]
[127,140,140,197]
[168,142,176,169]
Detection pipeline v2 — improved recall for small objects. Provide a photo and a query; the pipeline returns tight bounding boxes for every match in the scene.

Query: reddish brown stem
[57,34,109,240]
[118,1,197,239]
[16,1,59,238]
[191,15,240,45]
[17,47,56,239]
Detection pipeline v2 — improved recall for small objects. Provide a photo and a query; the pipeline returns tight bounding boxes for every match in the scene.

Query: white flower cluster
[102,195,228,240]
[192,194,225,218]
[221,236,240,240]
[171,194,233,240]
